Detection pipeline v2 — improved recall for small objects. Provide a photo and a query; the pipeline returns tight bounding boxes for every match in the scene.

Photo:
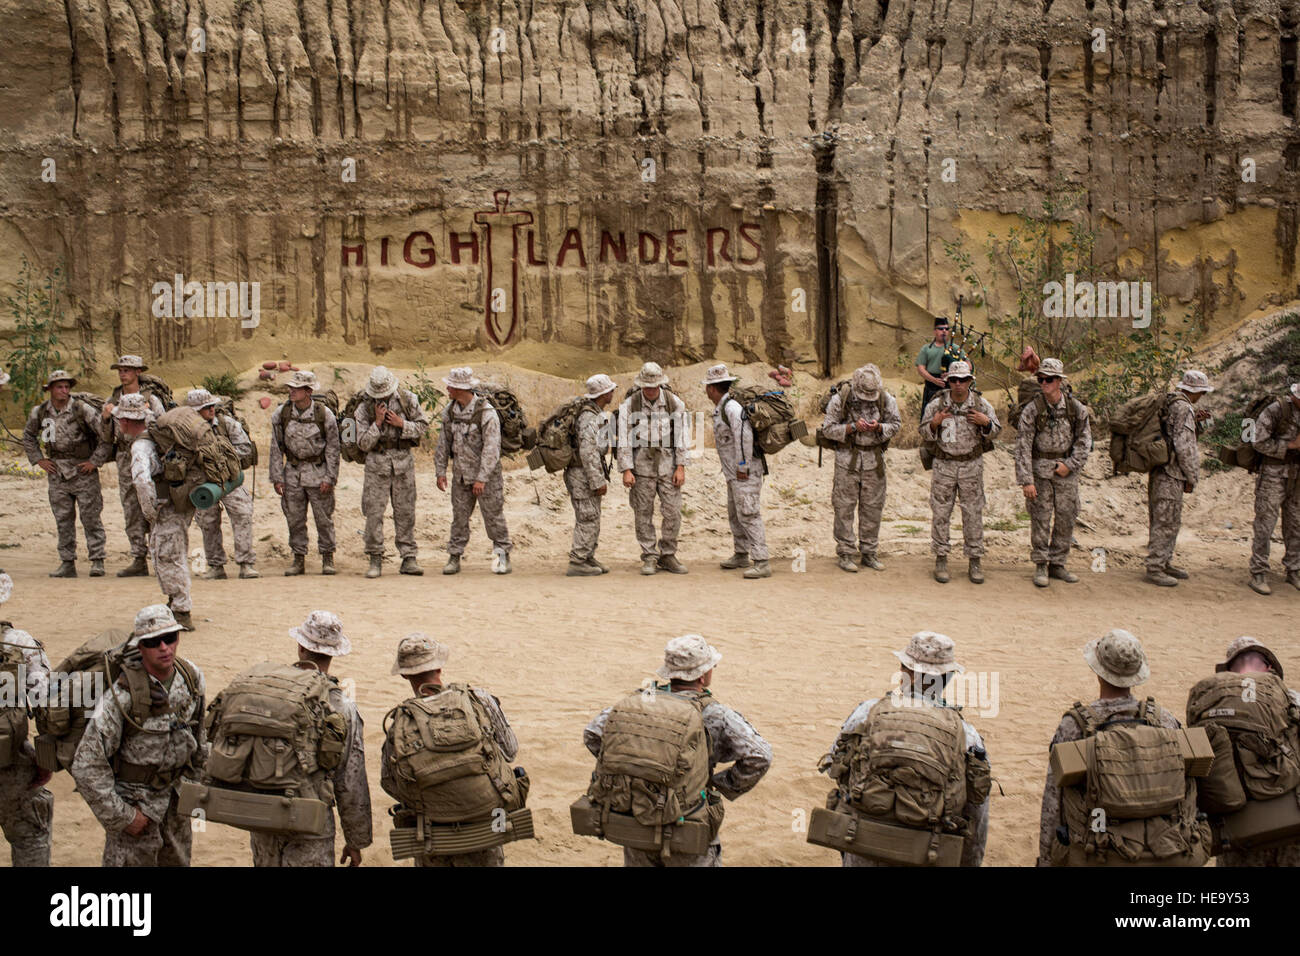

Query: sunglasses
[138,631,180,649]
[1036,375,1061,384]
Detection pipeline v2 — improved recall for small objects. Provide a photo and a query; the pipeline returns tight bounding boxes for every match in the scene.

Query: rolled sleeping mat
[189,471,245,510]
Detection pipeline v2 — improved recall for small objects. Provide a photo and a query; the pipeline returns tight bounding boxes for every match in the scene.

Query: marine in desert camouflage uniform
[618,362,690,575]
[564,375,616,576]
[356,366,428,578]
[707,364,772,578]
[819,632,990,867]
[22,369,113,578]
[0,572,54,866]
[821,364,901,573]
[583,635,773,867]
[1014,358,1091,587]
[70,604,206,867]
[247,611,371,867]
[114,395,195,631]
[270,370,340,576]
[920,361,1001,584]
[435,367,512,575]
[187,389,258,580]
[380,634,519,867]
[1248,383,1300,595]
[1145,370,1213,587]
[100,355,166,578]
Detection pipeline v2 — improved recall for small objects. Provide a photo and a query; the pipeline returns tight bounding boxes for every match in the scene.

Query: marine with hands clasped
[618,362,690,575]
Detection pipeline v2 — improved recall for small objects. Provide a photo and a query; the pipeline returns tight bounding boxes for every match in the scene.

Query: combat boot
[860,552,884,571]
[968,559,985,584]
[321,553,336,575]
[1144,569,1178,587]
[172,610,195,632]
[89,560,105,577]
[932,557,949,584]
[116,556,148,577]
[566,561,603,577]
[400,556,423,576]
[443,554,461,575]
[837,555,859,573]
[1163,564,1190,580]
[365,556,382,578]
[1249,573,1272,596]
[238,564,259,579]
[49,561,76,578]
[657,555,688,574]
[493,552,511,575]
[641,556,659,575]
[203,566,228,580]
[284,554,305,577]
[1033,563,1049,588]
[743,560,772,579]
[720,552,751,570]
[1049,564,1078,583]
[1287,570,1300,591]
[586,556,609,574]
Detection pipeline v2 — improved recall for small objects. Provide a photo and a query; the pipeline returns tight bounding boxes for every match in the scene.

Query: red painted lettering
[599,230,627,264]
[739,223,762,264]
[403,231,436,268]
[527,230,546,266]
[450,231,479,264]
[380,237,389,266]
[706,227,732,266]
[342,243,365,267]
[666,229,687,267]
[638,232,661,264]
[556,228,586,267]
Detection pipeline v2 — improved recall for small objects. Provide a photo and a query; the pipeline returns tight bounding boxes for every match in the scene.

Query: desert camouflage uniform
[105,390,166,559]
[821,694,990,867]
[617,390,689,559]
[250,681,371,866]
[1015,395,1091,567]
[381,685,517,867]
[821,389,901,557]
[70,658,206,867]
[1036,695,1181,866]
[1146,395,1201,572]
[715,395,769,560]
[194,413,256,568]
[130,438,193,613]
[22,397,113,561]
[584,692,773,867]
[1249,398,1300,576]
[269,400,340,556]
[434,395,512,556]
[921,392,1002,558]
[356,390,428,560]
[564,403,610,563]
[0,624,53,866]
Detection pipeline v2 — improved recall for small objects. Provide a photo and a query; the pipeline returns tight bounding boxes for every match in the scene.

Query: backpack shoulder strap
[313,399,327,439]
[1066,701,1096,738]
[837,383,853,423]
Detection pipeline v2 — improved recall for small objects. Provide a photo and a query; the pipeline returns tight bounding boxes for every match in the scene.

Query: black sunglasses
[138,631,180,649]
[1036,375,1061,384]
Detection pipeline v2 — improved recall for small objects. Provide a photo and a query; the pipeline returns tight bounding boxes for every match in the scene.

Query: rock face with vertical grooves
[0,0,1296,371]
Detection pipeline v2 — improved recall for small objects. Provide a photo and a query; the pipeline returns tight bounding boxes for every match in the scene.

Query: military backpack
[112,374,177,412]
[1108,391,1179,475]
[723,385,805,457]
[530,397,605,472]
[272,390,340,466]
[214,397,258,469]
[0,625,32,769]
[338,389,423,464]
[148,406,243,515]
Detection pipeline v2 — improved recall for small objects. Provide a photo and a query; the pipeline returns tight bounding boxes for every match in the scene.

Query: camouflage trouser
[1146,470,1185,571]
[1028,472,1079,566]
[0,763,52,866]
[832,460,886,557]
[116,450,149,558]
[725,474,769,560]
[624,844,721,867]
[416,846,505,867]
[249,825,336,867]
[628,472,682,558]
[362,450,417,558]
[1250,465,1300,575]
[47,470,106,561]
[1218,841,1300,866]
[101,790,191,866]
[194,484,255,567]
[281,475,336,555]
[564,471,603,563]
[930,458,986,558]
[448,472,512,554]
[150,504,193,613]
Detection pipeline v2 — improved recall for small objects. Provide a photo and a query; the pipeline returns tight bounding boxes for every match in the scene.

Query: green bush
[3,257,68,412]
[201,372,244,398]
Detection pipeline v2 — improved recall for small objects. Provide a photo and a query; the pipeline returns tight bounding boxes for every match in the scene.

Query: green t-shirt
[917,341,967,376]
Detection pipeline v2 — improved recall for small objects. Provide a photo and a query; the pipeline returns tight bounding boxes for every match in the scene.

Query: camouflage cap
[656,634,722,682]
[111,355,147,371]
[286,370,318,392]
[0,572,11,605]
[634,362,670,388]
[1037,358,1067,379]
[1216,636,1284,679]
[113,392,150,421]
[702,363,739,385]
[185,388,220,411]
[42,369,76,390]
[365,366,399,399]
[894,631,964,676]
[1083,628,1149,687]
[391,633,450,676]
[442,366,480,390]
[131,603,181,643]
[289,610,351,656]
[584,373,617,399]
[1178,369,1214,393]
[946,360,973,381]
[852,364,883,400]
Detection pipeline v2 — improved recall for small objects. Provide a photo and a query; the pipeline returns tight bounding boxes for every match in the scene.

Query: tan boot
[1287,571,1300,591]
[1049,564,1078,583]
[284,554,305,577]
[566,561,603,577]
[365,556,382,578]
[116,556,148,577]
[89,560,105,577]
[1144,569,1178,587]
[933,557,949,584]
[860,552,884,571]
[49,561,76,578]
[321,553,336,575]
[657,555,688,574]
[837,555,859,573]
[641,557,659,575]
[203,566,228,580]
[173,610,195,632]
[1163,564,1190,580]
[1033,563,1049,588]
[743,560,772,579]
[968,559,984,584]
[399,556,423,576]
[443,554,461,575]
[1249,573,1272,596]
[720,552,751,570]
[238,564,259,579]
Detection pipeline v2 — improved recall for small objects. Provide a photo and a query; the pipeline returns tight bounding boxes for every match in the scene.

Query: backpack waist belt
[114,759,186,789]
[375,438,418,452]
[283,449,326,466]
[1032,449,1070,460]
[935,448,981,463]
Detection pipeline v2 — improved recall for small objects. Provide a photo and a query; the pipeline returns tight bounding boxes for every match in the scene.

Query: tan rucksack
[0,626,31,769]
[1187,672,1300,813]
[149,406,243,515]
[382,683,526,824]
[1054,698,1211,866]
[1108,391,1177,475]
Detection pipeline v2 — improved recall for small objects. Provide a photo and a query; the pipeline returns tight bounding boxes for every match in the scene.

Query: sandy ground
[1,359,1297,867]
